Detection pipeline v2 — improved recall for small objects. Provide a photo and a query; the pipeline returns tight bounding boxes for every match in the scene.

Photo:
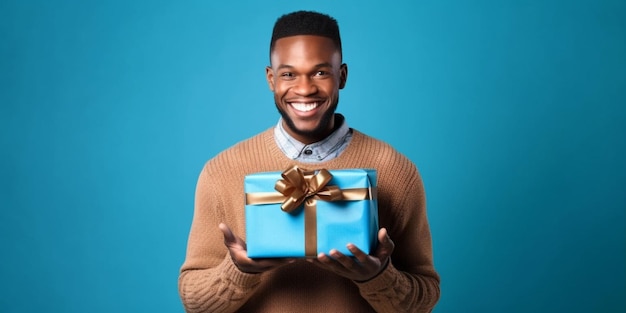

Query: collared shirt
[274,115,353,163]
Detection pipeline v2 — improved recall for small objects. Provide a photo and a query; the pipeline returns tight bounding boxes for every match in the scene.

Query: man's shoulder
[352,129,393,147]
[352,129,407,157]
[350,129,418,172]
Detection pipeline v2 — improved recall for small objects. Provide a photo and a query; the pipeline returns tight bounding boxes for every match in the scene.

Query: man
[179,11,440,313]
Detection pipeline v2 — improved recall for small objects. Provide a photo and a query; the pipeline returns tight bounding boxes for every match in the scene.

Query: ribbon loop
[274,166,340,213]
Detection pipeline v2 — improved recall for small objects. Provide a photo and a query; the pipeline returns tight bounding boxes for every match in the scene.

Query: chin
[293,121,332,138]
[276,101,337,138]
[294,125,323,135]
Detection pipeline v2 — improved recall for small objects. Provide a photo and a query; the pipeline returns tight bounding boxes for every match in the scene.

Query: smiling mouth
[289,102,321,112]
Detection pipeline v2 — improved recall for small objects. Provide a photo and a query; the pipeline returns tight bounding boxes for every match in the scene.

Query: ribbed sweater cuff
[220,256,263,289]
[353,260,399,292]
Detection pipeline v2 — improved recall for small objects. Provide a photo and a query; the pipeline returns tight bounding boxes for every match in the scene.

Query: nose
[293,76,318,96]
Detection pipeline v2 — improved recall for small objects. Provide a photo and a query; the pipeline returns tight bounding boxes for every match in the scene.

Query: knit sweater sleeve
[178,161,262,313]
[353,152,440,312]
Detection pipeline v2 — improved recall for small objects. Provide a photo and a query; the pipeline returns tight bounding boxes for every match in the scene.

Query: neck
[283,114,343,145]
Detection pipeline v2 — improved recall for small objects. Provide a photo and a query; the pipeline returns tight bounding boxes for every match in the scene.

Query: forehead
[270,35,341,66]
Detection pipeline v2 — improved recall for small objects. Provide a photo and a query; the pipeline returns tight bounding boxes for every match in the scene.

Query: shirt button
[304,149,313,155]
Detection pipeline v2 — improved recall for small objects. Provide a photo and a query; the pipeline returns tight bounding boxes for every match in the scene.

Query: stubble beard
[275,99,338,141]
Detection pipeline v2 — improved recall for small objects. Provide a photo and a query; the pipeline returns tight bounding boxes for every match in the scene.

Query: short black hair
[269,11,342,58]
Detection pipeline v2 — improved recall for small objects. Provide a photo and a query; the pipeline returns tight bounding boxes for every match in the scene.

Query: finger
[329,249,357,269]
[347,243,369,263]
[316,252,332,263]
[378,227,389,244]
[219,223,247,250]
[314,252,343,273]
[219,223,236,244]
[376,228,395,258]
[316,252,342,268]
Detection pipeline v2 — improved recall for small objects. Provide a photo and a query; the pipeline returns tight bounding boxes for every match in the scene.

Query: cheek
[320,81,339,96]
[273,81,291,96]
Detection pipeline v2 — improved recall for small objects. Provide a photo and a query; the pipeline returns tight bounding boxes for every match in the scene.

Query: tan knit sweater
[179,128,440,313]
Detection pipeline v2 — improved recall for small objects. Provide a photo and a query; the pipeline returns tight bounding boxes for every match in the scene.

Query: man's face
[266,35,347,144]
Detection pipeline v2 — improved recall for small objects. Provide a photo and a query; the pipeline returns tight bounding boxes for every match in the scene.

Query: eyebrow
[276,63,334,70]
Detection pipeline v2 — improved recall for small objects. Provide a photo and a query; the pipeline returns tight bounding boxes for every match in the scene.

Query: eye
[314,71,328,77]
[280,72,295,80]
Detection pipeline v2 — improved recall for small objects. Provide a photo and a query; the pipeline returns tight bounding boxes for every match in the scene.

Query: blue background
[1,0,624,312]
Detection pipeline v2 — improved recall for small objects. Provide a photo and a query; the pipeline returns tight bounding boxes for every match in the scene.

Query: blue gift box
[245,167,378,258]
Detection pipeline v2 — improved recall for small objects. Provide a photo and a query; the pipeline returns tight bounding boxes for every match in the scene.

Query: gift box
[245,166,378,258]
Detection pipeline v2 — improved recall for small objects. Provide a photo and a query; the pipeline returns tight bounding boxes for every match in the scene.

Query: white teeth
[291,102,318,112]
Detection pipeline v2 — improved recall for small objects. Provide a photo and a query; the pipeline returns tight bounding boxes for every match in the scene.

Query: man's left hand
[308,227,395,282]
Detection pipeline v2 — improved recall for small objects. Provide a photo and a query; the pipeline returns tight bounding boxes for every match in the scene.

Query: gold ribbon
[246,166,373,257]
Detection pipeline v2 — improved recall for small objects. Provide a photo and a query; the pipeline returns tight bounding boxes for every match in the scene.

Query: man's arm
[179,224,294,313]
[353,225,440,312]
[308,166,440,312]
[178,257,262,313]
[310,228,440,313]
[178,165,262,313]
[356,169,440,312]
[178,163,295,313]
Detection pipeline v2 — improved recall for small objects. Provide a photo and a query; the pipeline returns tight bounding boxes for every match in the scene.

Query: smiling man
[267,34,346,144]
[179,11,440,313]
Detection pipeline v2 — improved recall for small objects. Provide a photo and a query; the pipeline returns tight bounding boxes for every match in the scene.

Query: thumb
[376,228,395,259]
[219,223,239,246]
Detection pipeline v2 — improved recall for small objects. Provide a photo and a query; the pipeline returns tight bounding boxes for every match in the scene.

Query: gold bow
[274,166,343,213]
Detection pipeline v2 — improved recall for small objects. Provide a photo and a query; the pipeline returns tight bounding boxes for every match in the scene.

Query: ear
[265,66,275,91]
[339,63,348,89]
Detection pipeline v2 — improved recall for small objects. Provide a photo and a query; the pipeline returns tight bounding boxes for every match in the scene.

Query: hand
[308,228,395,282]
[219,223,295,274]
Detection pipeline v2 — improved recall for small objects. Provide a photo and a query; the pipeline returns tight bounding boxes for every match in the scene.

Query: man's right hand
[219,223,295,273]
